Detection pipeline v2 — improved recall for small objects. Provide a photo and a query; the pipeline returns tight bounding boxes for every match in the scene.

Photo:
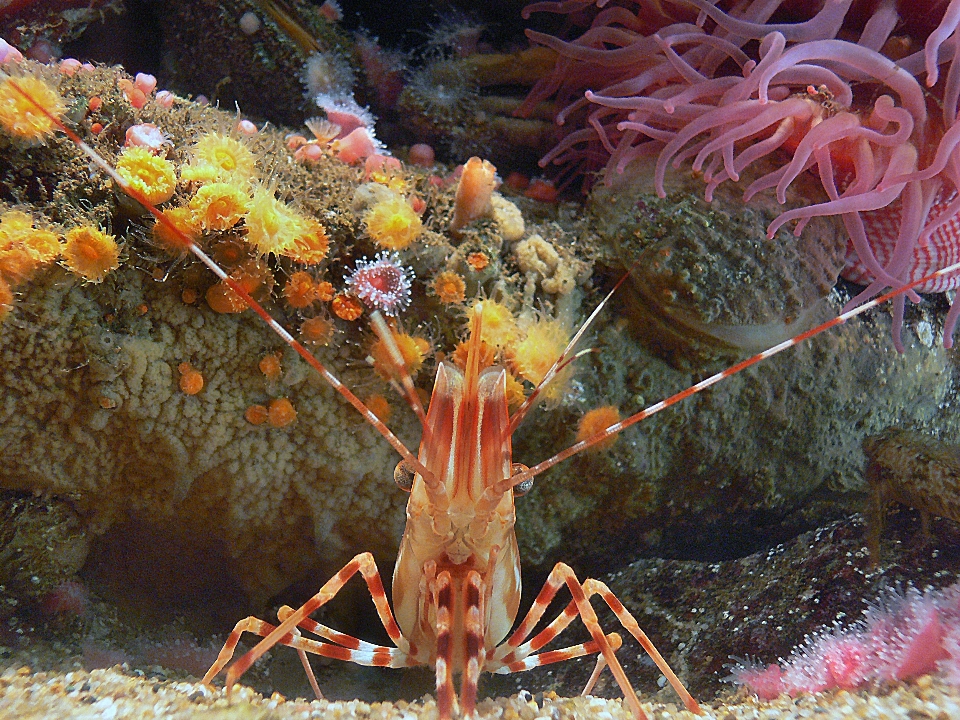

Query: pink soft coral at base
[733,582,960,698]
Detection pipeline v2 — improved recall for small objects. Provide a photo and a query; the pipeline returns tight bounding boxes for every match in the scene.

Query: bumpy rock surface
[505,154,959,572]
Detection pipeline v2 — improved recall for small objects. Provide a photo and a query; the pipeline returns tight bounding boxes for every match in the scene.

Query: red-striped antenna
[502,261,960,492]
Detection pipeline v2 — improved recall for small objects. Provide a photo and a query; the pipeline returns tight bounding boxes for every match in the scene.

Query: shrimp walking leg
[490,563,699,720]
[202,552,414,694]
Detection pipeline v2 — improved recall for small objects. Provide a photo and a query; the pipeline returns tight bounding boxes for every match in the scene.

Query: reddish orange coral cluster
[430,271,466,304]
[576,406,620,451]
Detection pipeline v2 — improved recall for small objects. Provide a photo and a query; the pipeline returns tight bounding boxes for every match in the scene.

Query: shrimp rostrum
[201,302,701,720]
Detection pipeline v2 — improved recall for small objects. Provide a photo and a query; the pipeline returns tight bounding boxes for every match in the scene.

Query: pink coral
[0,38,23,64]
[314,93,384,163]
[124,122,169,151]
[521,0,960,350]
[732,582,960,698]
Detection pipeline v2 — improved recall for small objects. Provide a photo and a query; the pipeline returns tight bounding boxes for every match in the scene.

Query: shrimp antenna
[508,271,633,433]
[504,263,960,492]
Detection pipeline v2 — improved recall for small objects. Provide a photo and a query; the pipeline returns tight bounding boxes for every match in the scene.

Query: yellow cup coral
[0,75,64,141]
[472,299,518,348]
[509,315,571,386]
[507,313,574,406]
[189,182,250,232]
[504,372,526,410]
[245,187,308,256]
[187,133,257,184]
[116,147,177,205]
[62,226,120,282]
[364,192,422,250]
[283,218,330,264]
[369,330,431,381]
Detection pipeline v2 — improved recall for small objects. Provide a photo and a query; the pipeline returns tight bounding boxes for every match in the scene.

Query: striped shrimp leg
[202,553,417,695]
[488,584,630,693]
[489,564,700,718]
[432,570,457,719]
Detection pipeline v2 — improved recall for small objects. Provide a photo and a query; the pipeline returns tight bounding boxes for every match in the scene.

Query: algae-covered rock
[0,60,595,610]
[0,492,89,619]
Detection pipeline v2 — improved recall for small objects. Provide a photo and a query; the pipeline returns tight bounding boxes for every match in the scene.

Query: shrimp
[6,69,960,719]
[200,296,700,720]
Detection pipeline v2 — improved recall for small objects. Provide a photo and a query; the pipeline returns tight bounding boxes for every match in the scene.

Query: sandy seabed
[0,664,957,720]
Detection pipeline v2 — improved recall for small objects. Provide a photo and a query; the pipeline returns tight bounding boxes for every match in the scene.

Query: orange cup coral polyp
[576,406,621,452]
[189,182,250,232]
[0,210,61,285]
[62,226,120,282]
[284,219,330,264]
[430,271,466,304]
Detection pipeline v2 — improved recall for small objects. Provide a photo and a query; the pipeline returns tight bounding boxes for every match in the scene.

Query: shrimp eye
[511,463,533,496]
[394,460,416,492]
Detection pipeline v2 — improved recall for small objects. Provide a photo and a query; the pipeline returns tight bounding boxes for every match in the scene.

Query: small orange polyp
[299,316,334,346]
[244,404,269,425]
[576,406,621,451]
[365,393,391,423]
[331,294,363,320]
[267,398,297,428]
[282,271,317,309]
[430,271,466,304]
[152,206,198,253]
[62,226,120,282]
[178,362,204,395]
[258,352,282,381]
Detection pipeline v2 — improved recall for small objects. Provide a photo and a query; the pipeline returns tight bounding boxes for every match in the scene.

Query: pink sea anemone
[314,92,384,163]
[521,0,960,350]
[345,251,413,316]
[731,581,960,697]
